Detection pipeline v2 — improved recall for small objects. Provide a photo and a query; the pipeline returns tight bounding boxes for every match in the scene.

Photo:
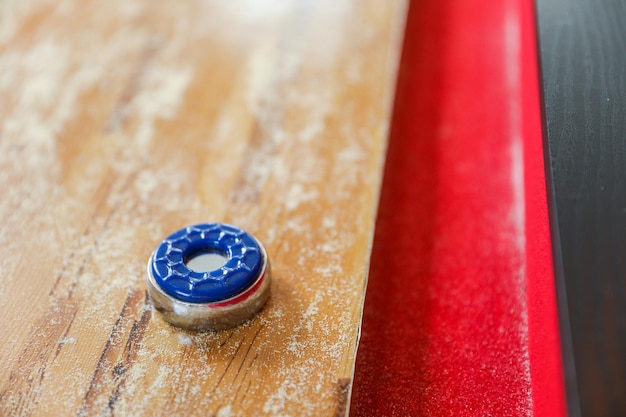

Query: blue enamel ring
[146,223,271,331]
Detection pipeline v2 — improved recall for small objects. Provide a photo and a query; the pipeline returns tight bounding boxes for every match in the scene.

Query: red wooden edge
[351,0,566,415]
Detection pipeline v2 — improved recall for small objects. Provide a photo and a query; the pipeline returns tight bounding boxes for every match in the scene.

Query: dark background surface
[536,0,626,415]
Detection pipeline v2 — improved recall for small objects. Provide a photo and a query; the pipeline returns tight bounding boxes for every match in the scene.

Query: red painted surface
[351,0,566,416]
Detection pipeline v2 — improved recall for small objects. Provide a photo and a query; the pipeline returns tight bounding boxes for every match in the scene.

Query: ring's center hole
[185,249,228,272]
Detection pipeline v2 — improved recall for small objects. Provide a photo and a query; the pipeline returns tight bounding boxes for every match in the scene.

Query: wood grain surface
[0,1,406,416]
[536,0,626,416]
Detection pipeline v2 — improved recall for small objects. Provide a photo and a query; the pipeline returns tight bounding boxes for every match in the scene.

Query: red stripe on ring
[209,269,267,308]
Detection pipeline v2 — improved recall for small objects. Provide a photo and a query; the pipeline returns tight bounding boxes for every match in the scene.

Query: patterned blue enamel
[150,223,263,303]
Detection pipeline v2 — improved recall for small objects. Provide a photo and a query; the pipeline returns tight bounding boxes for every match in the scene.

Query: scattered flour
[216,404,234,417]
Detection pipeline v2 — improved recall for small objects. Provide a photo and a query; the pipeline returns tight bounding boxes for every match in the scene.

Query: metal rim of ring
[146,223,271,331]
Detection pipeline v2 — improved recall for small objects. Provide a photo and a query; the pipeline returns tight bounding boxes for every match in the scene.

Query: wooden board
[536,0,626,415]
[0,1,406,415]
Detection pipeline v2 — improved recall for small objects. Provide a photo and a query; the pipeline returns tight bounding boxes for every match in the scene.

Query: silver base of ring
[146,247,271,332]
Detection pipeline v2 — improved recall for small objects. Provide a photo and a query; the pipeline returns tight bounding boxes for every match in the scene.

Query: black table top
[536,0,626,415]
